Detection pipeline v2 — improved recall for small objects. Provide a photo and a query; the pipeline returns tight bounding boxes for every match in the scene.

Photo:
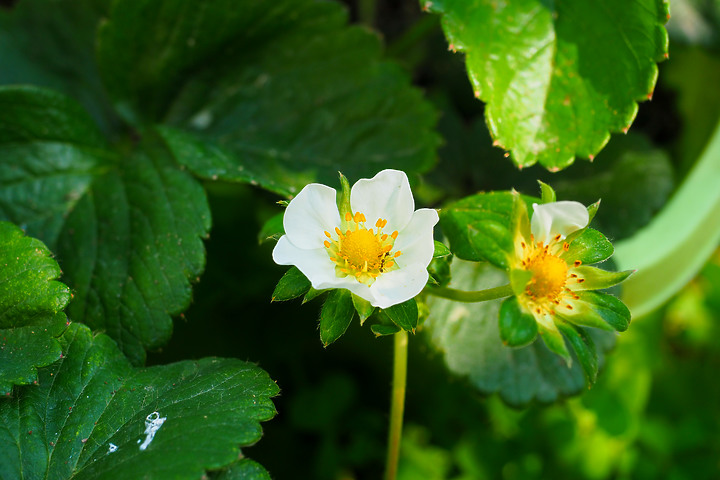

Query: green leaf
[0,222,71,394]
[537,321,571,366]
[424,259,615,407]
[302,287,326,304]
[0,87,211,364]
[562,228,614,266]
[0,323,278,479]
[556,320,599,385]
[257,212,284,245]
[213,459,271,480]
[319,289,355,346]
[427,253,453,287]
[383,299,419,332]
[272,267,311,302]
[426,0,669,169]
[498,297,538,347]
[96,0,439,196]
[440,191,520,269]
[351,294,375,325]
[0,0,120,135]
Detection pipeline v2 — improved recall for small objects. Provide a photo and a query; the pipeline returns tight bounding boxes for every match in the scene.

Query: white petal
[531,201,589,245]
[393,208,439,269]
[272,236,337,285]
[370,264,429,309]
[350,169,414,233]
[284,183,341,249]
[273,236,380,304]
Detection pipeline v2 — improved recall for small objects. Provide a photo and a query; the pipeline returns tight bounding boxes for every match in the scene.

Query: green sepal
[511,190,531,243]
[498,297,538,347]
[572,266,634,291]
[351,294,375,326]
[383,298,418,332]
[303,287,326,304]
[509,268,532,297]
[258,212,284,244]
[538,322,571,366]
[586,199,601,225]
[433,241,452,258]
[556,320,599,385]
[272,267,311,302]
[576,291,631,332]
[538,181,556,204]
[337,172,352,228]
[428,253,453,287]
[319,289,355,346]
[562,228,614,266]
[371,323,401,337]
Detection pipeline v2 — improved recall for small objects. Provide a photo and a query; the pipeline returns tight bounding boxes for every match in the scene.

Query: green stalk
[423,284,513,303]
[385,329,408,480]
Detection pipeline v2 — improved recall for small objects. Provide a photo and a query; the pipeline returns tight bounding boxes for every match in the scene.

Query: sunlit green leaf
[425,0,669,169]
[272,267,311,302]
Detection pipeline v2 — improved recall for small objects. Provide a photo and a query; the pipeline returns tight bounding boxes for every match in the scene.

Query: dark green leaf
[428,253,453,287]
[424,259,615,407]
[319,289,355,346]
[257,212,284,245]
[371,323,401,337]
[440,191,518,269]
[272,267,311,302]
[0,0,120,134]
[562,228,614,266]
[0,87,211,364]
[0,221,71,393]
[383,299,419,332]
[498,297,537,347]
[97,0,439,196]
[556,320,599,385]
[302,287,326,304]
[553,133,675,240]
[0,323,278,479]
[426,0,669,169]
[213,459,271,480]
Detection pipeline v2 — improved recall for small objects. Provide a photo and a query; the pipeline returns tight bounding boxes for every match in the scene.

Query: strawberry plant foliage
[425,0,669,170]
[0,323,278,480]
[0,222,71,394]
[96,0,438,196]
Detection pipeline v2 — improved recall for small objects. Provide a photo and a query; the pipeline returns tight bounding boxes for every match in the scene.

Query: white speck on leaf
[190,110,213,129]
[108,443,118,454]
[139,411,166,451]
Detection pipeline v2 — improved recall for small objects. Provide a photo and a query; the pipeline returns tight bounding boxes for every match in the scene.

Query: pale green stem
[385,329,408,480]
[423,284,513,303]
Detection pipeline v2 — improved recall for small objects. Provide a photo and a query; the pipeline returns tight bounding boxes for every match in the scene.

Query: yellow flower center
[323,211,402,286]
[525,250,568,300]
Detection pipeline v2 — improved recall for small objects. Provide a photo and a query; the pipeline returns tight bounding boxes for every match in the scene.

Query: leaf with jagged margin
[424,0,669,170]
[96,0,439,196]
[0,86,211,364]
[0,323,278,480]
[0,222,71,394]
[424,259,615,407]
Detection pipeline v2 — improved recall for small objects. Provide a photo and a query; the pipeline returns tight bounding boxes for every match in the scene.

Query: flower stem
[385,329,408,480]
[423,284,514,303]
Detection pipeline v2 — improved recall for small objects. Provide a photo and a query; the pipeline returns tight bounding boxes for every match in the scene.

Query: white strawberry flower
[273,169,439,309]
